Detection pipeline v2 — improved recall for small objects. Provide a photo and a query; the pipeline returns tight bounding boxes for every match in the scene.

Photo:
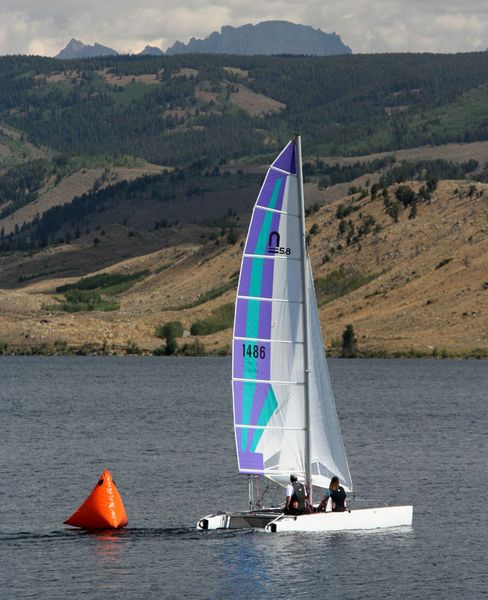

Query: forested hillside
[1,53,488,166]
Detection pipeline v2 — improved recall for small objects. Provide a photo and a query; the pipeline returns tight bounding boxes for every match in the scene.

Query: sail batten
[232,138,352,491]
[254,205,297,216]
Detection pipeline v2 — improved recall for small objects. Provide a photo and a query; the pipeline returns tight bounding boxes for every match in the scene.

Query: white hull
[265,506,413,532]
[197,505,413,532]
[197,510,281,530]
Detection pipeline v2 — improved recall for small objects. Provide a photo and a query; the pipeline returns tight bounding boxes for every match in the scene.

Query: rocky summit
[166,20,352,56]
[55,39,118,59]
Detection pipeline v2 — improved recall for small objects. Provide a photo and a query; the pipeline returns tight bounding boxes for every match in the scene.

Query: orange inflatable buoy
[64,469,128,530]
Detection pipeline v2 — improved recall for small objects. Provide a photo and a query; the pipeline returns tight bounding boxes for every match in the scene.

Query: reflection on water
[90,529,130,565]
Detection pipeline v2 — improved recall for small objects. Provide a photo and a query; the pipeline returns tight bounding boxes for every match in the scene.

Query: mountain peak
[138,45,164,56]
[55,39,118,59]
[166,20,352,56]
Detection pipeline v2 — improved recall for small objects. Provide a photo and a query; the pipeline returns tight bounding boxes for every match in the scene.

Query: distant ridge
[55,39,118,59]
[138,45,164,56]
[166,20,352,56]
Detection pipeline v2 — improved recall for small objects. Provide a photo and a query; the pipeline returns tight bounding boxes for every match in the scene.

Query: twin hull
[197,506,413,533]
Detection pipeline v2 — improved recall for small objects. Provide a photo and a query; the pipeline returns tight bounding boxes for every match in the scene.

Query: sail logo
[267,230,291,255]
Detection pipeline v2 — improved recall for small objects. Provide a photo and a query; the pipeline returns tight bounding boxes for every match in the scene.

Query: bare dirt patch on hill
[229,84,285,117]
[97,69,161,86]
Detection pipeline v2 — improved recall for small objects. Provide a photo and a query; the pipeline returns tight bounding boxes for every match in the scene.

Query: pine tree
[341,324,357,357]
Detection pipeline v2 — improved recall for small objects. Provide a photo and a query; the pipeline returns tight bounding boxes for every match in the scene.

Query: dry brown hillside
[0,179,487,357]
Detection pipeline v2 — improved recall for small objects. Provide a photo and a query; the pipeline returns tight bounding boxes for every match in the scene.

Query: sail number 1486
[242,344,266,359]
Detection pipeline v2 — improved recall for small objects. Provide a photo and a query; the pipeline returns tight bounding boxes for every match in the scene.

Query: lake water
[1,357,486,599]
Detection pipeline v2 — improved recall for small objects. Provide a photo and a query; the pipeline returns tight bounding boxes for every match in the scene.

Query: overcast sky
[0,0,486,56]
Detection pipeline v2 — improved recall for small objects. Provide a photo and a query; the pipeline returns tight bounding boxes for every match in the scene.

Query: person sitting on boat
[318,476,347,512]
[288,499,301,516]
[285,474,308,514]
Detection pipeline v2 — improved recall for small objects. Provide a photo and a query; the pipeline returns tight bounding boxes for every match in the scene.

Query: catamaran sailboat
[197,136,413,533]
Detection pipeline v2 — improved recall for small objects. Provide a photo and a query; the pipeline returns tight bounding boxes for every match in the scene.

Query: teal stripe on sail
[250,386,278,452]
[245,299,260,340]
[267,177,282,210]
[248,258,264,300]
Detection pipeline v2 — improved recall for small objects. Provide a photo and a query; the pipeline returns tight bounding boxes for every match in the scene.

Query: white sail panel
[306,259,353,491]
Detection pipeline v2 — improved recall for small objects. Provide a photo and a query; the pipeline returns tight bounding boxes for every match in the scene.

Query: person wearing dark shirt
[318,476,347,512]
[284,474,309,514]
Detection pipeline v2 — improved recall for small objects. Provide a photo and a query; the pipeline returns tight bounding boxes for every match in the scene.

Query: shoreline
[0,347,486,359]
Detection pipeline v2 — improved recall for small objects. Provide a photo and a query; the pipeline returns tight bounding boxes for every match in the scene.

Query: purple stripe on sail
[258,301,272,340]
[261,258,275,298]
[238,449,264,473]
[234,298,248,338]
[256,169,286,211]
[244,209,265,255]
[272,142,296,174]
[233,380,244,423]
[238,258,252,296]
[233,340,271,380]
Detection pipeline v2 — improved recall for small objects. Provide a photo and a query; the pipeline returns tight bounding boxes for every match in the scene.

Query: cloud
[0,0,486,56]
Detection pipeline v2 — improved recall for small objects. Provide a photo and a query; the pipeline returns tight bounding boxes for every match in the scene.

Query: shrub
[358,214,376,236]
[56,270,149,294]
[395,185,416,207]
[435,258,453,269]
[164,335,178,355]
[181,339,205,356]
[470,348,488,359]
[76,343,95,356]
[309,223,319,236]
[190,303,234,336]
[227,228,238,244]
[335,204,354,220]
[59,289,119,312]
[54,339,68,354]
[370,182,381,200]
[0,338,8,354]
[384,198,400,223]
[341,324,357,357]
[126,340,141,355]
[156,321,184,339]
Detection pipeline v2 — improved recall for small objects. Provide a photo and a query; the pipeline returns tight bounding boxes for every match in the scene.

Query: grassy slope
[0,179,486,356]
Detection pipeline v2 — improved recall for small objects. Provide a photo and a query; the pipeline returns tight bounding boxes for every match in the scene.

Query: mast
[295,134,313,505]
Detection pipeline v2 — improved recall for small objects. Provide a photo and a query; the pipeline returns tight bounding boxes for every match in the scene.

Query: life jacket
[291,481,306,510]
[330,486,346,511]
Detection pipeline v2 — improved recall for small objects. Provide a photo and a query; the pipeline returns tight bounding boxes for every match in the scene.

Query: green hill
[1,53,488,167]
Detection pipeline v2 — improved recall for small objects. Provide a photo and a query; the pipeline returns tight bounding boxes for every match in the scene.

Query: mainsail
[232,138,352,492]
